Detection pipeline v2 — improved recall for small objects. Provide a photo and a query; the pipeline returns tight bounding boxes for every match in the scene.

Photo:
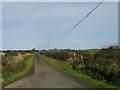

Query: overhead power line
[51,0,104,39]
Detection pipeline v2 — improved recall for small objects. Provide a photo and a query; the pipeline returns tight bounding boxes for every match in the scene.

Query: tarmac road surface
[5,54,90,88]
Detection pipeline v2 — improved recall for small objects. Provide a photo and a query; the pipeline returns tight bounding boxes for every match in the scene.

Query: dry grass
[2,53,34,87]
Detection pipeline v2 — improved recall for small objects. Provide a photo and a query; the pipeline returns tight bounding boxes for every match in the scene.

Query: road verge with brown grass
[2,54,34,88]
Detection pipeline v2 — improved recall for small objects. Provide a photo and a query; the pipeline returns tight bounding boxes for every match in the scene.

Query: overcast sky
[2,2,118,50]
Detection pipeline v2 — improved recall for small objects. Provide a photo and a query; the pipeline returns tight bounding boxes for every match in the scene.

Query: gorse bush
[72,45,120,86]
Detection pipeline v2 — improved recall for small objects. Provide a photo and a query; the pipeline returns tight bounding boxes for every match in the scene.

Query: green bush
[71,45,120,86]
[41,50,69,61]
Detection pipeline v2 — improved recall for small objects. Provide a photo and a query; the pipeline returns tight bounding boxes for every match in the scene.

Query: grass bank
[41,55,119,89]
[2,55,34,87]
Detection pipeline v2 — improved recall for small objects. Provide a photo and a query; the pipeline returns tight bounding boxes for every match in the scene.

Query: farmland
[1,45,119,89]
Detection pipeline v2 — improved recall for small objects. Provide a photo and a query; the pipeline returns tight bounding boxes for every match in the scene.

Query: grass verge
[41,55,119,90]
[2,55,34,88]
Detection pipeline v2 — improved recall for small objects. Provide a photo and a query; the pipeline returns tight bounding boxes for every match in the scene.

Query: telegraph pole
[48,37,50,51]
[42,44,44,50]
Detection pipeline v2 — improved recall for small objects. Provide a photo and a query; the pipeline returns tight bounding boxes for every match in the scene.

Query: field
[1,45,119,88]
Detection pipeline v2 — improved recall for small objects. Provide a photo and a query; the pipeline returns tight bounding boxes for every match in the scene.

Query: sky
[0,2,2,50]
[2,2,118,50]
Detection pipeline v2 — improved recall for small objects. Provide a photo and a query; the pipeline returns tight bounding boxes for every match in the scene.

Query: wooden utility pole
[42,44,44,50]
[48,37,50,51]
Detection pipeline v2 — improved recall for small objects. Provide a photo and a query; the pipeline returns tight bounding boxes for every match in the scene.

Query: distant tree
[32,48,36,51]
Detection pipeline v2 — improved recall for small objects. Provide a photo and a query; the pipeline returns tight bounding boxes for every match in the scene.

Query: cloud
[0,2,2,50]
[2,0,120,2]
[2,2,118,50]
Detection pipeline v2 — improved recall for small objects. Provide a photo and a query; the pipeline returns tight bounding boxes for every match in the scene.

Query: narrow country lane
[4,54,90,88]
